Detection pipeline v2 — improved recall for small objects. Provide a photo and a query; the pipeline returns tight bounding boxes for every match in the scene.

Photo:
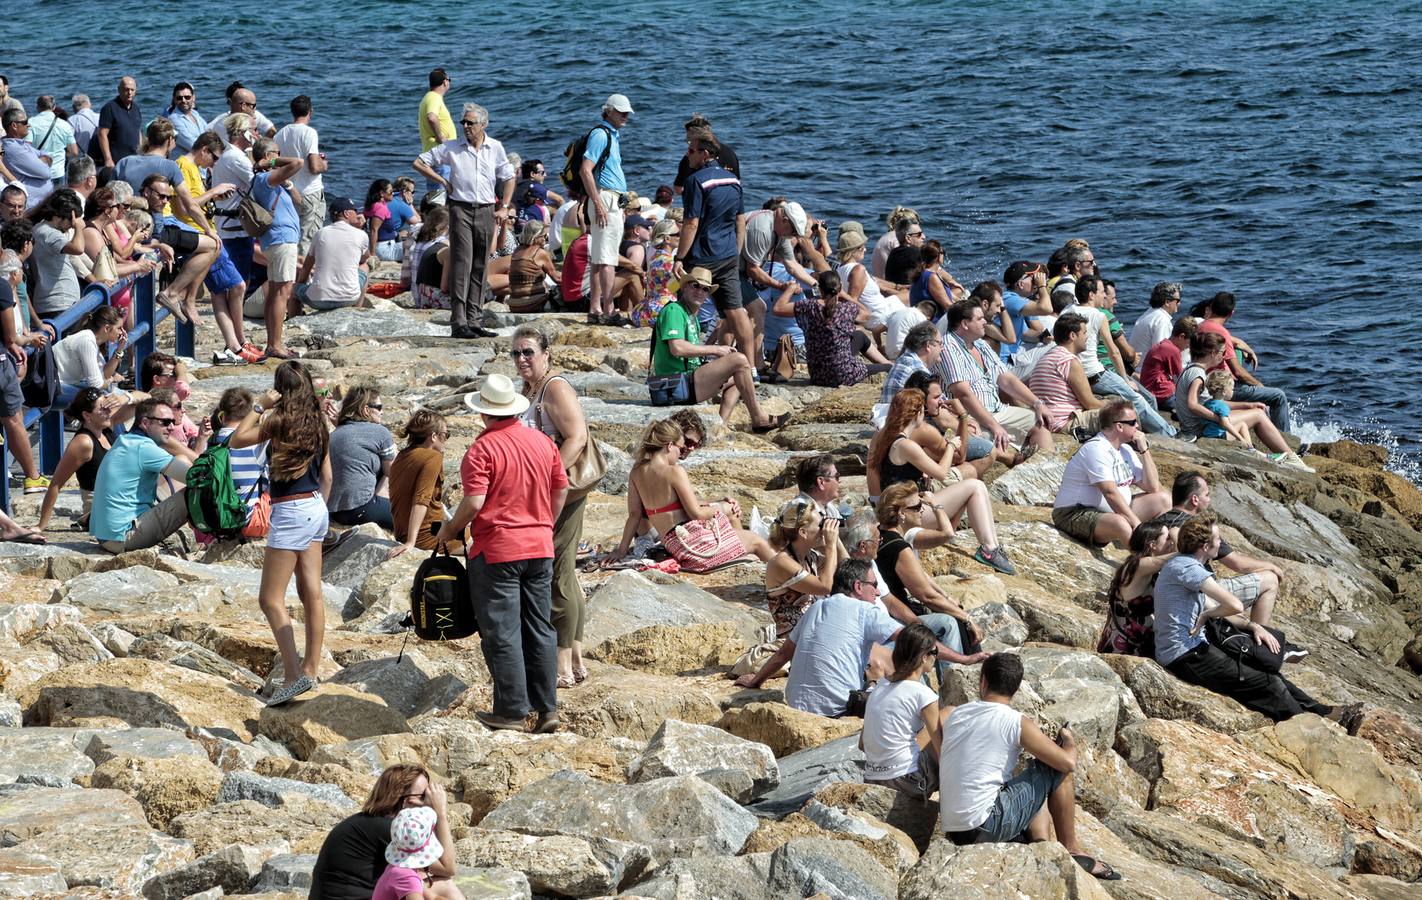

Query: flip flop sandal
[1071,855,1121,881]
[750,411,792,434]
[557,673,577,689]
[573,665,589,684]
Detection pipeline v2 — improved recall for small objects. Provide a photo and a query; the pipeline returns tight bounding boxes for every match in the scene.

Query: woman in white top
[53,305,125,398]
[862,624,945,801]
[836,230,903,365]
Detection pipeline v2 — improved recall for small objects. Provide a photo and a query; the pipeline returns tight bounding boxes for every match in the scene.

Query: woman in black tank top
[37,387,140,532]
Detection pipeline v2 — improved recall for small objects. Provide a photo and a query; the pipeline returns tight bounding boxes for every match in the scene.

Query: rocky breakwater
[2,295,1422,898]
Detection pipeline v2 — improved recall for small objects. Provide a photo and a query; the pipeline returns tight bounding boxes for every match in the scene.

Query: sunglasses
[145,417,178,427]
[369,403,383,411]
[682,438,701,452]
[461,120,480,127]
[906,502,923,511]
[510,348,537,359]
[1117,419,1139,427]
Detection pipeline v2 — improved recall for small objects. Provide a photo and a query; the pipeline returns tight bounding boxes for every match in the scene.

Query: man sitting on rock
[939,652,1120,881]
[1154,514,1361,726]
[1052,399,1171,546]
[1149,471,1289,646]
[1024,312,1105,436]
[939,298,1054,455]
[792,454,845,522]
[879,322,942,404]
[734,559,981,716]
[296,197,370,311]
[89,398,192,553]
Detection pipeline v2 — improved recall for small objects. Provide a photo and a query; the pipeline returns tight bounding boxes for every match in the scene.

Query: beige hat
[463,373,530,416]
[836,230,868,256]
[839,220,866,238]
[684,266,717,291]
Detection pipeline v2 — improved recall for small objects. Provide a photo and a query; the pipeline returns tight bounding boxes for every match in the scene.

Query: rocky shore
[3,284,1422,899]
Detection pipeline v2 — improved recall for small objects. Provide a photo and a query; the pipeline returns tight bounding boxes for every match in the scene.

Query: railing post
[133,272,156,366]
[0,438,10,516]
[40,409,64,473]
[177,317,194,360]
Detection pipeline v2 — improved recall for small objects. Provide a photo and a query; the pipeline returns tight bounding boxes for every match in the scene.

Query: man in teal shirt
[90,398,192,553]
[579,93,631,326]
[648,266,786,431]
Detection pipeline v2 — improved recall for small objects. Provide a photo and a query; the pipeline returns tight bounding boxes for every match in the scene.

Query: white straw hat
[463,373,530,416]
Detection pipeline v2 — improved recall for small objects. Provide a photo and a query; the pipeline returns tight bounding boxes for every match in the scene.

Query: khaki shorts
[587,189,624,266]
[1054,407,1102,435]
[994,403,1039,443]
[1052,503,1104,544]
[266,242,298,283]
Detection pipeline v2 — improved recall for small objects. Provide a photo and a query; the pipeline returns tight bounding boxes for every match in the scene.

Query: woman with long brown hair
[1098,523,1173,656]
[229,360,332,706]
[308,763,461,898]
[386,409,451,559]
[327,385,396,530]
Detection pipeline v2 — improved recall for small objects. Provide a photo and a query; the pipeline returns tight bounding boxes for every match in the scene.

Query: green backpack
[185,441,252,539]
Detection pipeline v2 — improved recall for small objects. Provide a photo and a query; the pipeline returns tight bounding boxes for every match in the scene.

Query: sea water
[8,0,1419,481]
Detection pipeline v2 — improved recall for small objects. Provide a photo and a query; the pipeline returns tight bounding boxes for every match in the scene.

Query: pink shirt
[1025,346,1084,432]
[1195,320,1235,372]
[460,417,568,563]
[1139,340,1183,401]
[372,865,424,900]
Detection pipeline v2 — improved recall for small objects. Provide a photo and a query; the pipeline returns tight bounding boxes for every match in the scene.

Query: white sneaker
[1273,450,1315,473]
[212,348,246,366]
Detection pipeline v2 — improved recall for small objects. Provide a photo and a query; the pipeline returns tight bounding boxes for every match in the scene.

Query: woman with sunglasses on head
[326,385,396,530]
[36,386,141,532]
[765,499,840,640]
[632,217,679,327]
[229,360,332,707]
[504,221,560,314]
[513,326,591,687]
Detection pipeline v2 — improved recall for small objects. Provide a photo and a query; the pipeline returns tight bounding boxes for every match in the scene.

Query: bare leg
[557,646,573,681]
[3,412,39,479]
[293,542,325,679]
[723,307,756,375]
[257,547,303,681]
[737,528,774,562]
[859,328,892,365]
[1235,408,1289,453]
[1248,571,1278,627]
[265,281,294,353]
[1047,770,1083,853]
[211,286,245,352]
[693,351,769,427]
[931,480,1000,550]
[591,264,615,318]
[1026,424,1054,453]
[746,298,766,371]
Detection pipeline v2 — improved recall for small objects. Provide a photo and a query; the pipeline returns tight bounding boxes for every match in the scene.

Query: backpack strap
[588,124,614,184]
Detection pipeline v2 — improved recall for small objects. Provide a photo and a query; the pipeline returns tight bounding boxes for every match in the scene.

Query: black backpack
[20,342,59,410]
[560,124,614,196]
[408,547,477,641]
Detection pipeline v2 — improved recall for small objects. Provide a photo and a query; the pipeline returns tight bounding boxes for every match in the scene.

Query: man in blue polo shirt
[90,398,192,553]
[676,132,752,368]
[579,93,631,326]
[998,261,1054,363]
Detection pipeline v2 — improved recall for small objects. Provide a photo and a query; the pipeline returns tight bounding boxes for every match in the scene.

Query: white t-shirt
[53,328,104,387]
[274,122,322,194]
[1053,433,1144,511]
[884,306,927,360]
[863,679,938,780]
[212,145,254,241]
[1129,307,1173,358]
[304,221,367,307]
[1062,304,1107,377]
[939,700,1023,831]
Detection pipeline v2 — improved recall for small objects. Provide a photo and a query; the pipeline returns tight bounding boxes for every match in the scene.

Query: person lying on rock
[939,651,1121,881]
[735,558,987,716]
[309,764,464,900]
[1153,514,1363,728]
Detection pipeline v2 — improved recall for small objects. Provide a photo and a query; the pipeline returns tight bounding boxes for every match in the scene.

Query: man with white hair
[413,102,512,339]
[65,156,96,202]
[578,93,633,326]
[69,95,99,154]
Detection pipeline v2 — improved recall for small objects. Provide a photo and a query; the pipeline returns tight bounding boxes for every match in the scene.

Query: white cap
[604,93,634,114]
[783,201,808,237]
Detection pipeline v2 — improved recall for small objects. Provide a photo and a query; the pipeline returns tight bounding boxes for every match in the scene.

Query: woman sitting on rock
[771,270,887,387]
[867,389,1016,575]
[326,386,396,530]
[609,418,773,573]
[1098,523,1172,656]
[36,387,142,532]
[765,498,841,638]
[309,763,464,900]
[386,409,451,559]
[862,623,945,802]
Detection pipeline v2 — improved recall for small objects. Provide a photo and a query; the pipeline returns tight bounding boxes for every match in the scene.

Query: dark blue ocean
[9,0,1421,480]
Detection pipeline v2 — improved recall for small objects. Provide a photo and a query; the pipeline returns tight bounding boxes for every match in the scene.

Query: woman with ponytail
[386,409,451,559]
[1098,523,1173,656]
[771,269,885,387]
[862,623,944,801]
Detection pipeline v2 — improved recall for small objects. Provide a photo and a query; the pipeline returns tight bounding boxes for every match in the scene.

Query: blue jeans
[1231,382,1291,433]
[329,494,392,529]
[952,759,1065,843]
[1092,369,1176,436]
[918,612,964,687]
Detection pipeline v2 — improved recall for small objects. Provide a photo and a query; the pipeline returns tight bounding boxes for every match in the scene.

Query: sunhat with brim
[839,220,866,238]
[684,266,717,291]
[836,230,868,257]
[386,806,442,869]
[464,373,530,417]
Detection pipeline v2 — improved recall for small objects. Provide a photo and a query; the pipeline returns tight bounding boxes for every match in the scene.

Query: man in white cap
[436,373,567,734]
[578,93,632,326]
[739,199,822,370]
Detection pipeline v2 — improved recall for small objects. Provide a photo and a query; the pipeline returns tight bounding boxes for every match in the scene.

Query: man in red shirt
[1139,317,1197,410]
[1195,292,1291,432]
[436,373,568,734]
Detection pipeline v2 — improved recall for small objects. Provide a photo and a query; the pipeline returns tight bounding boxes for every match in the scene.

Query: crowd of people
[0,68,1345,888]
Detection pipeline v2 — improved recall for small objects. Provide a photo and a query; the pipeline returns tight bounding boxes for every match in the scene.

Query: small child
[1202,370,1253,447]
[373,806,441,900]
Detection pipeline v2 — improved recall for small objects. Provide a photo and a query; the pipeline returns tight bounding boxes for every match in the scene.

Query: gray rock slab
[0,602,82,644]
[629,853,776,900]
[585,569,772,649]
[747,734,864,818]
[988,455,1069,506]
[217,771,356,809]
[85,728,208,765]
[51,567,186,615]
[0,847,66,895]
[250,853,316,893]
[288,307,448,339]
[629,719,779,801]
[766,836,897,900]
[449,867,532,900]
[325,651,466,718]
[0,728,94,786]
[139,843,273,900]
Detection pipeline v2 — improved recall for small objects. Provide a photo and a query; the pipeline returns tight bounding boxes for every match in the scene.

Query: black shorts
[0,353,22,418]
[160,224,201,255]
[695,256,743,314]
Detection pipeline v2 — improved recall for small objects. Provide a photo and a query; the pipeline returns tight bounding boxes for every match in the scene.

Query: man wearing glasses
[1,108,53,210]
[1051,398,1170,547]
[138,174,219,322]
[414,102,513,340]
[89,398,192,553]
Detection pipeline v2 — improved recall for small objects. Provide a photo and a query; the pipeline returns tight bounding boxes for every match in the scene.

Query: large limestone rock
[253,757,375,807]
[288,306,449,339]
[764,836,897,900]
[717,701,863,757]
[217,770,357,809]
[1101,654,1269,733]
[808,781,941,852]
[1115,717,1354,868]
[0,784,147,844]
[140,843,279,900]
[15,821,194,893]
[51,567,205,615]
[453,830,632,898]
[22,657,264,740]
[0,602,82,644]
[83,728,210,765]
[0,847,66,896]
[258,683,409,759]
[308,732,451,779]
[627,853,774,900]
[629,718,779,801]
[899,835,1113,899]
[450,867,534,900]
[989,454,1069,506]
[455,730,637,823]
[583,569,773,648]
[552,664,722,741]
[0,727,93,786]
[168,797,346,856]
[480,770,758,861]
[90,754,225,829]
[587,621,746,676]
[747,735,866,819]
[324,649,468,717]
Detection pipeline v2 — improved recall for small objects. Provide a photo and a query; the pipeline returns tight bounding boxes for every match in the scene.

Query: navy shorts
[222,236,255,283]
[204,244,245,294]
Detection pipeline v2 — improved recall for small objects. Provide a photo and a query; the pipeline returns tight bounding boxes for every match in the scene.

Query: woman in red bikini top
[609,418,773,573]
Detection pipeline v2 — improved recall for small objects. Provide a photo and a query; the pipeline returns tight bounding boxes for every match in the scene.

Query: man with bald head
[90,76,141,169]
[215,83,276,145]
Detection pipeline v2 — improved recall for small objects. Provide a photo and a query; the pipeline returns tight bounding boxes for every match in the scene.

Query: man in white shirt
[27,96,76,187]
[274,95,327,255]
[1128,281,1181,358]
[792,454,844,522]
[939,652,1118,880]
[413,102,513,339]
[295,198,369,311]
[1051,399,1170,546]
[1062,275,1175,436]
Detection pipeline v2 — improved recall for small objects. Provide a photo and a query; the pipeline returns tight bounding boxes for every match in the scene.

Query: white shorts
[587,189,624,266]
[266,242,298,284]
[267,495,329,551]
[994,404,1040,443]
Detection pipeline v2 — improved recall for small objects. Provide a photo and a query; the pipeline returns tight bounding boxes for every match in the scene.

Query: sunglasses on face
[1117,419,1139,427]
[369,403,383,411]
[906,502,923,511]
[510,348,537,359]
[145,417,177,427]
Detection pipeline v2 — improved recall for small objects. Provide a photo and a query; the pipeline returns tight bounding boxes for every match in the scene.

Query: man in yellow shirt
[418,69,455,194]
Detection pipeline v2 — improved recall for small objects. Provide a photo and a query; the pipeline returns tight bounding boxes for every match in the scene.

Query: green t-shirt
[1097,308,1123,373]
[652,301,702,375]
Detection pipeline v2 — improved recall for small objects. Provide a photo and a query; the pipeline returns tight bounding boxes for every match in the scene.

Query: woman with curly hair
[230,360,332,706]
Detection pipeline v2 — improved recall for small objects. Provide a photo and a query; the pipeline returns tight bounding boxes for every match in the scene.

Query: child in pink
[372,806,440,900]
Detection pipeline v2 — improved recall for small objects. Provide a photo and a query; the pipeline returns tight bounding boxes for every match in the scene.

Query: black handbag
[409,546,477,641]
[1205,619,1286,673]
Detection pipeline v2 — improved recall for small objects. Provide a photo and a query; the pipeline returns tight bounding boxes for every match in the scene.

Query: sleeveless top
[75,426,115,492]
[878,436,928,492]
[876,530,928,616]
[837,260,897,323]
[519,374,569,444]
[507,253,546,312]
[270,455,322,498]
[1099,578,1157,656]
[909,269,936,306]
[415,240,445,288]
[767,549,822,638]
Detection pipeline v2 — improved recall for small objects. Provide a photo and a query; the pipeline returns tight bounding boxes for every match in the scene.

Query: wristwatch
[252,403,264,415]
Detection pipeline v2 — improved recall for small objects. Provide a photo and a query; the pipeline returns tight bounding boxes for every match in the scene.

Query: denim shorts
[267,495,329,551]
[951,759,1065,844]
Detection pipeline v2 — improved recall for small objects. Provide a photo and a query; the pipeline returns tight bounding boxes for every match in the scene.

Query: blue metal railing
[2,272,192,515]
